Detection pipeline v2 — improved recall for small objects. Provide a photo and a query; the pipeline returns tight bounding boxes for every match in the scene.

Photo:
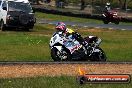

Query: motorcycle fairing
[93,48,101,53]
[53,46,62,52]
[50,32,64,47]
[63,40,83,54]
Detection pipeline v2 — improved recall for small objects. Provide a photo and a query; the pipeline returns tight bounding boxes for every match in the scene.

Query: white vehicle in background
[0,0,36,31]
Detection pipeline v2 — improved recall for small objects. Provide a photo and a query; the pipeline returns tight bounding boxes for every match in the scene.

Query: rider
[55,22,88,47]
[103,2,112,18]
[105,2,111,11]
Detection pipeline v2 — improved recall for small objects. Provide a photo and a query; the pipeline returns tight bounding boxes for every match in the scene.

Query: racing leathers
[62,28,88,48]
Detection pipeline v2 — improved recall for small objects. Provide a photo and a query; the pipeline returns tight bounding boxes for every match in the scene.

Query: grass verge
[36,12,101,24]
[35,12,132,25]
[0,76,131,88]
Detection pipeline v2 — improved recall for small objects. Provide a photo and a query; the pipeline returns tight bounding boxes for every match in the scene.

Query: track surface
[0,62,132,78]
[38,19,132,30]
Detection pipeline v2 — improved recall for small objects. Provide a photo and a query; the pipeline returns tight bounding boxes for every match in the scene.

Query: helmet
[106,2,110,6]
[55,22,66,31]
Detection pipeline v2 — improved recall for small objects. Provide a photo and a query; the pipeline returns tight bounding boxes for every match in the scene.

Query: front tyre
[90,47,107,61]
[103,19,109,24]
[51,47,71,61]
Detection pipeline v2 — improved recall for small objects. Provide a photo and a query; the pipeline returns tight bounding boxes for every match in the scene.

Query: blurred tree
[80,0,85,10]
[29,0,43,4]
[119,0,132,10]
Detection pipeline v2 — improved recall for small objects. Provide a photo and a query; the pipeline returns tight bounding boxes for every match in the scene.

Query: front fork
[56,47,68,60]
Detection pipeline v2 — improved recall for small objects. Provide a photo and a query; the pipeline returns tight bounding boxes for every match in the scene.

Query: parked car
[0,0,36,31]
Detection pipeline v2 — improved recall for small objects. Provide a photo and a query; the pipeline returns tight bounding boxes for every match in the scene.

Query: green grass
[0,32,51,61]
[0,24,53,61]
[0,24,131,61]
[36,12,103,24]
[35,12,132,25]
[0,76,131,88]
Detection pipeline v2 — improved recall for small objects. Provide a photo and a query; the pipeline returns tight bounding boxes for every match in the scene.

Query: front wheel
[90,47,107,61]
[51,47,71,61]
[103,20,109,24]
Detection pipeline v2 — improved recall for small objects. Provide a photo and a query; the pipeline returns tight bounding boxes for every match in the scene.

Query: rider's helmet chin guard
[55,22,66,32]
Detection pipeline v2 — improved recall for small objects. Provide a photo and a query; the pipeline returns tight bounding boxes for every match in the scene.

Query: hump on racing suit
[65,28,88,47]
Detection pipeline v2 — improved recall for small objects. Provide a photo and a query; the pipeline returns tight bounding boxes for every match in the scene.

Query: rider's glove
[72,32,81,39]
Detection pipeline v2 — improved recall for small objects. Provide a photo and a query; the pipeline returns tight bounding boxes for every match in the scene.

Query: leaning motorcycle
[102,10,120,24]
[49,32,107,61]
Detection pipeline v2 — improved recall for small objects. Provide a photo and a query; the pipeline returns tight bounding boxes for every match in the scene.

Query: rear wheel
[90,47,107,61]
[51,47,71,61]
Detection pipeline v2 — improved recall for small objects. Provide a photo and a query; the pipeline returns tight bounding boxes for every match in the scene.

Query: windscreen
[8,1,32,13]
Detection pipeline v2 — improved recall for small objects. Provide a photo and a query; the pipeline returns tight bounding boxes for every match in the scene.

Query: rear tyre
[51,47,71,61]
[90,47,107,61]
[0,20,6,31]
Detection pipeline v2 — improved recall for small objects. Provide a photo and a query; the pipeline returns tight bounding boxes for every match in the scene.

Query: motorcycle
[102,10,120,24]
[49,31,107,61]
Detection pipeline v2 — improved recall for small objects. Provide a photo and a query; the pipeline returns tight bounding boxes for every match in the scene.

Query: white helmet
[106,2,110,6]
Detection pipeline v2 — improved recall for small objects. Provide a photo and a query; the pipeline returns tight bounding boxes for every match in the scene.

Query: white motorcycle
[49,31,106,61]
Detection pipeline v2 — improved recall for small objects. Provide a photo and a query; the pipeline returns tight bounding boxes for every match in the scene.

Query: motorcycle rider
[55,22,88,47]
[102,2,112,19]
[105,2,111,11]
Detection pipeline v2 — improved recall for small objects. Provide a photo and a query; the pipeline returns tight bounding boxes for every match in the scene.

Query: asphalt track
[38,19,132,30]
[0,62,132,65]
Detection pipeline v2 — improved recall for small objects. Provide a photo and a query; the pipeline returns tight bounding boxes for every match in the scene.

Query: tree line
[29,0,132,10]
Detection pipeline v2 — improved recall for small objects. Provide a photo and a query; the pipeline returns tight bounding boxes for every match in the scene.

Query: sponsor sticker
[77,68,131,84]
[77,74,131,84]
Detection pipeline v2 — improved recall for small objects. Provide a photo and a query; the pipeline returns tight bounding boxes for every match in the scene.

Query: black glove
[72,32,84,43]
[72,32,81,39]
